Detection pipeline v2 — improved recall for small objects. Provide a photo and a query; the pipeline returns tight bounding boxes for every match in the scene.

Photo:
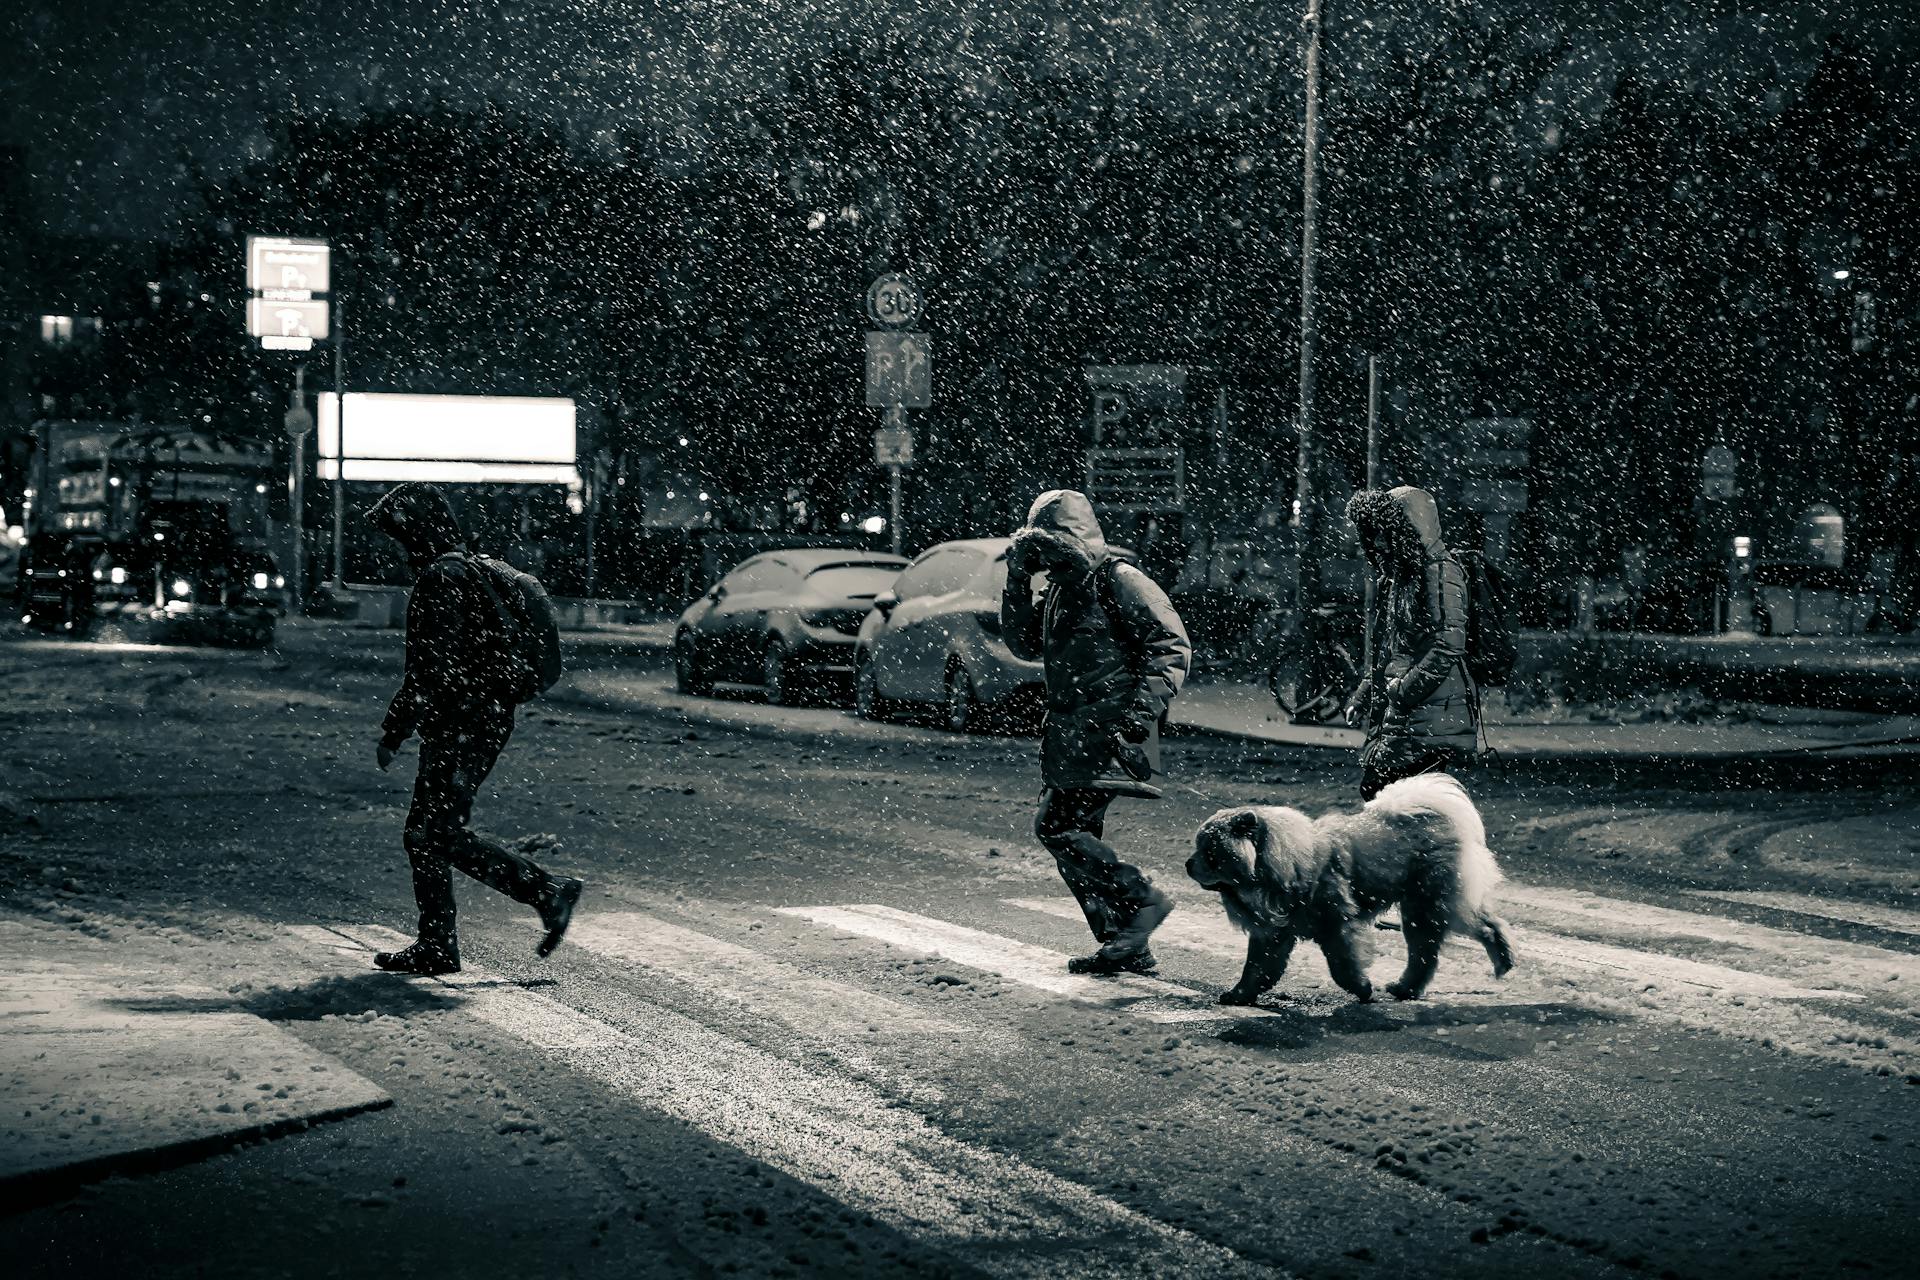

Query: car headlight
[252,572,270,590]
[171,578,192,598]
[92,568,104,581]
[273,575,285,589]
[110,567,127,585]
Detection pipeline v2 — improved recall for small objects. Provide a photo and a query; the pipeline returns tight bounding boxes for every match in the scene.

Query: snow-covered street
[5,634,1917,1278]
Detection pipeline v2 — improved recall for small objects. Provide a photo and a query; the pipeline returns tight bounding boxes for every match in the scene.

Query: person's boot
[536,877,584,959]
[374,938,460,975]
[1067,887,1173,975]
[1067,945,1158,976]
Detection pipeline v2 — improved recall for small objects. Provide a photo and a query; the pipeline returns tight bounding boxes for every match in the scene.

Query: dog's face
[1186,809,1264,890]
[1187,805,1326,921]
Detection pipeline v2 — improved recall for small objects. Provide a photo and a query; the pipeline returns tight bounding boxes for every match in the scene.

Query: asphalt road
[3,633,1918,1279]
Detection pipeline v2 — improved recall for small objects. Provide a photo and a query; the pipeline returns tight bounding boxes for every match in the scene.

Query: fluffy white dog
[1185,774,1515,1004]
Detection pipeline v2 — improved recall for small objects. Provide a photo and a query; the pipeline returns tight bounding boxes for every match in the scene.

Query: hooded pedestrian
[1344,486,1476,800]
[364,481,582,975]
[1002,490,1192,974]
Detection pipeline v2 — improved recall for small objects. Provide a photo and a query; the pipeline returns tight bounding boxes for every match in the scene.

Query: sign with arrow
[865,331,932,408]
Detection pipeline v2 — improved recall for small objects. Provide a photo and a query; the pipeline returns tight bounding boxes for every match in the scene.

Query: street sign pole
[286,366,311,614]
[885,405,905,556]
[331,294,346,590]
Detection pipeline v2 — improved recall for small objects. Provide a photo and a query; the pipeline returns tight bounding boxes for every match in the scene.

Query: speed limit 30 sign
[865,273,923,328]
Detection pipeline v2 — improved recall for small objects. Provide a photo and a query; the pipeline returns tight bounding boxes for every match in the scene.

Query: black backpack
[1453,549,1518,688]
[443,553,565,703]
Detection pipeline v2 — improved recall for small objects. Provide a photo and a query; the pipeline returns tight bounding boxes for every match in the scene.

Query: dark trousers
[405,705,554,947]
[1360,728,1461,801]
[1035,787,1160,944]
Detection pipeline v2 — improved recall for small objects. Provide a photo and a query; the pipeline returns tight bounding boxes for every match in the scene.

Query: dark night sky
[2,1,1914,242]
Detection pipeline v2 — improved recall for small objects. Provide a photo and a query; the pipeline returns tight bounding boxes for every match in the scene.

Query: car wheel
[675,632,713,696]
[763,637,792,705]
[854,651,891,722]
[943,664,978,734]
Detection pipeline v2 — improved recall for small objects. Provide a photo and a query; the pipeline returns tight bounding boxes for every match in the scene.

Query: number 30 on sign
[865,274,923,328]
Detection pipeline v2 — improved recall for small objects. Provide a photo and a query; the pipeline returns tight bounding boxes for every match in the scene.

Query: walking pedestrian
[1343,486,1476,800]
[1002,490,1192,975]
[365,482,582,975]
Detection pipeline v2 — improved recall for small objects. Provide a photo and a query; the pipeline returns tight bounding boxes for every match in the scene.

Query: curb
[0,1095,394,1211]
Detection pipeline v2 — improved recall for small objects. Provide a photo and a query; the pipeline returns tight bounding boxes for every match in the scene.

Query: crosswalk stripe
[287,923,1274,1279]
[1498,884,1898,994]
[1013,895,1855,1002]
[775,904,1280,1022]
[565,912,972,1037]
[1004,899,1503,1000]
[1687,889,1920,938]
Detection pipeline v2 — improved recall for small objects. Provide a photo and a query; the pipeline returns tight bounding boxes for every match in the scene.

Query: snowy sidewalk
[1173,679,1920,761]
[0,915,390,1197]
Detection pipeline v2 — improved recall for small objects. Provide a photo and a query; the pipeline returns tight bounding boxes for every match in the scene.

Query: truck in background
[16,422,285,646]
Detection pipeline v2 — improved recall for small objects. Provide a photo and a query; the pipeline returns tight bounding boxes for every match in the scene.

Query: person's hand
[1006,537,1038,581]
[1345,681,1373,728]
[1119,689,1160,743]
[376,742,397,771]
[1384,678,1405,710]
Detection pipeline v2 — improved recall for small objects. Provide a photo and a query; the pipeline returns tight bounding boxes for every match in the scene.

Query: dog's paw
[1219,986,1260,1007]
[1351,981,1375,1003]
[1384,980,1421,1002]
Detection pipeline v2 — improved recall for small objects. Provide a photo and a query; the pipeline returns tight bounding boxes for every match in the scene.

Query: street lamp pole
[1291,0,1327,618]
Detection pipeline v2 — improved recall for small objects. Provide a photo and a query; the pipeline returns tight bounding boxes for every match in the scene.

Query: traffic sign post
[861,276,930,556]
[875,407,910,555]
[283,368,314,613]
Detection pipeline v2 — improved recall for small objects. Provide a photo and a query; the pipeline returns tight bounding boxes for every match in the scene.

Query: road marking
[775,904,1279,1022]
[1011,892,1857,1004]
[1687,889,1920,938]
[1498,884,1901,994]
[289,924,1273,1279]
[1006,899,1508,999]
[565,912,972,1037]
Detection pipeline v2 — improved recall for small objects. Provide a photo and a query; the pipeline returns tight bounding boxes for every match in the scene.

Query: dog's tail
[1368,773,1503,914]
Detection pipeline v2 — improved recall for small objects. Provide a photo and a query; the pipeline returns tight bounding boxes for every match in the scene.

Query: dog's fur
[1184,774,1515,1004]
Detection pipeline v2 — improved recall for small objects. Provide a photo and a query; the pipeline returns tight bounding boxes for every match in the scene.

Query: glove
[1005,536,1038,581]
[1344,680,1374,729]
[1119,688,1161,744]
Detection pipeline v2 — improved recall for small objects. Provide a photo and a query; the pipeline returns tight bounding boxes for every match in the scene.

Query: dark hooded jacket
[367,483,515,749]
[1001,490,1192,793]
[1345,486,1475,755]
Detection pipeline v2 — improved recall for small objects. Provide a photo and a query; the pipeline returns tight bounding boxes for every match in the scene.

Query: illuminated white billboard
[317,393,579,487]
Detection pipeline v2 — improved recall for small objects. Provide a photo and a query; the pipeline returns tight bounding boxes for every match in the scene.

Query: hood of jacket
[1346,485,1446,574]
[1013,489,1110,580]
[366,482,467,569]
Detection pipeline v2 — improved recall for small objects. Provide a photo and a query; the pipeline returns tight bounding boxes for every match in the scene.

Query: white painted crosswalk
[287,923,1273,1280]
[776,903,1281,1023]
[274,875,1920,1275]
[566,912,974,1038]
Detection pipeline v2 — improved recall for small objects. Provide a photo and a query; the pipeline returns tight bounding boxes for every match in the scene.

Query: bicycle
[1260,598,1365,726]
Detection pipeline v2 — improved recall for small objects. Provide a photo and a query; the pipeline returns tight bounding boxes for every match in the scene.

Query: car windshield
[805,564,900,599]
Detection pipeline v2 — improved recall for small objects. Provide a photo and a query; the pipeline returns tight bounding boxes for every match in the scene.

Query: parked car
[674,548,907,704]
[853,538,1043,732]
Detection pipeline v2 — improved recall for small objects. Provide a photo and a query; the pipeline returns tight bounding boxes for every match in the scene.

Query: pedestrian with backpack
[1002,489,1192,975]
[364,482,581,976]
[1343,486,1479,800]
